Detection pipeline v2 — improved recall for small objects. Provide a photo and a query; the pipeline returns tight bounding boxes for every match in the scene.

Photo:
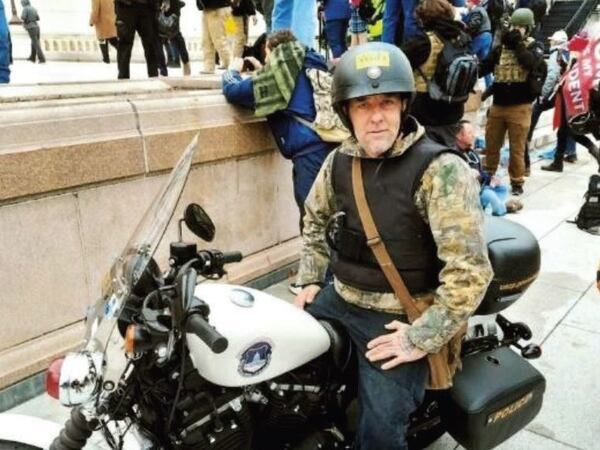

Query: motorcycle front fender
[0,413,62,448]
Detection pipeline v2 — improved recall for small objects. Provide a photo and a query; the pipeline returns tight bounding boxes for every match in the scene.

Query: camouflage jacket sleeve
[408,153,493,353]
[296,151,337,286]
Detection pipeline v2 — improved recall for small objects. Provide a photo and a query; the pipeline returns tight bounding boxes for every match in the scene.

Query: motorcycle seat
[319,320,353,372]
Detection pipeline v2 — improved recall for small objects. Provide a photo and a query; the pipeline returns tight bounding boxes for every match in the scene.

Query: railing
[565,0,600,36]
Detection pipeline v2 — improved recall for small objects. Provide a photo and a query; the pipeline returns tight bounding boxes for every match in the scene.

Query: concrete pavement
[5,59,216,85]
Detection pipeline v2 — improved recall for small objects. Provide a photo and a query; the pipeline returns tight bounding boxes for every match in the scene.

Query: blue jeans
[324,19,348,58]
[272,0,317,48]
[480,185,508,216]
[565,136,577,156]
[307,285,429,450]
[382,0,420,44]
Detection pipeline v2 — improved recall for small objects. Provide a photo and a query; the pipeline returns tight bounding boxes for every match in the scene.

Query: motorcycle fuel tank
[186,283,331,387]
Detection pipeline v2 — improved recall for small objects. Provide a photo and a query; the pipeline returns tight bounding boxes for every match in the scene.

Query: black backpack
[422,32,479,104]
[574,174,600,234]
[527,56,547,97]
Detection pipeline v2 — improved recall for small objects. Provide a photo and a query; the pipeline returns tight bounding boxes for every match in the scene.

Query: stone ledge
[0,78,222,104]
[0,322,85,393]
[0,137,146,202]
[0,90,272,203]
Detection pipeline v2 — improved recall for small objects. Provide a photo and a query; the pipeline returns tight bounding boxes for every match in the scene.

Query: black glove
[503,29,522,49]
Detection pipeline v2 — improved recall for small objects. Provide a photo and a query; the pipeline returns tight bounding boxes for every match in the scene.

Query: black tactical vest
[330,137,458,294]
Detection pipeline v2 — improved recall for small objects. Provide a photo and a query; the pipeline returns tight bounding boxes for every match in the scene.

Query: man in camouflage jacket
[294,42,493,450]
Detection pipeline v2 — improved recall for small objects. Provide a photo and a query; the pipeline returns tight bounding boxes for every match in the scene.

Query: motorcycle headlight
[56,351,104,406]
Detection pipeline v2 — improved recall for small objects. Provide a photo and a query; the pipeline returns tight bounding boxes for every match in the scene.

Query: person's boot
[511,184,524,196]
[564,154,578,163]
[167,57,180,68]
[99,42,110,64]
[183,62,191,76]
[541,159,564,172]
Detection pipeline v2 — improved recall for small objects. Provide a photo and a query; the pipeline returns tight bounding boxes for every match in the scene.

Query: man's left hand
[365,321,427,370]
[503,29,522,49]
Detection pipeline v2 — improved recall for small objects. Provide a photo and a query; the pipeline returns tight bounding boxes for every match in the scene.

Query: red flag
[559,37,600,131]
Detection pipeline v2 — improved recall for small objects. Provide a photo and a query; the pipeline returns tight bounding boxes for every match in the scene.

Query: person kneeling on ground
[294,42,493,450]
[456,120,523,215]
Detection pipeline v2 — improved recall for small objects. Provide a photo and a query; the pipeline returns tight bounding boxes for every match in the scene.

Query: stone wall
[0,79,300,390]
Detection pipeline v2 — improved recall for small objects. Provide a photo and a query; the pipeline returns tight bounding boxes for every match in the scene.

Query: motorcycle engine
[175,389,253,450]
[253,356,349,450]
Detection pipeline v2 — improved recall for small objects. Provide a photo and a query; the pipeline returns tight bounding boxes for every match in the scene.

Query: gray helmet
[332,42,415,129]
[510,8,535,27]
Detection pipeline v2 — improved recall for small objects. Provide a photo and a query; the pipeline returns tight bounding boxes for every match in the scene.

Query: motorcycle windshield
[84,134,199,381]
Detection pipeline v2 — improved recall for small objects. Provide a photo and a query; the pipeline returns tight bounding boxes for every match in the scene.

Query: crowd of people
[1,1,598,218]
[220,0,598,226]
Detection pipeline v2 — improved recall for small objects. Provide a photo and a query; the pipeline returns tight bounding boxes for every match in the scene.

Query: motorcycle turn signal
[125,324,153,355]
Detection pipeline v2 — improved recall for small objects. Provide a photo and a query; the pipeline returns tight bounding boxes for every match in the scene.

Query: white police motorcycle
[0,136,546,450]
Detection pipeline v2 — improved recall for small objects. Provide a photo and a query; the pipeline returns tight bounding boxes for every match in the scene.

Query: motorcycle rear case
[442,347,545,450]
[476,217,541,315]
[187,283,331,387]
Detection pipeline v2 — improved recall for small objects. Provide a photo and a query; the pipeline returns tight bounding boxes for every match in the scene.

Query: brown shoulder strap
[351,157,421,321]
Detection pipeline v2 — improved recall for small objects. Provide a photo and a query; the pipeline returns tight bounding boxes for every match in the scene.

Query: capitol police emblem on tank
[239,341,273,376]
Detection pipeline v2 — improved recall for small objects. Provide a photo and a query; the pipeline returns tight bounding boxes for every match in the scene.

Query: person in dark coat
[115,0,160,79]
[20,0,45,63]
[163,0,191,75]
[402,0,472,146]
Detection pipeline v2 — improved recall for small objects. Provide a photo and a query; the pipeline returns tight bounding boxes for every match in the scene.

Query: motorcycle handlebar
[221,251,243,264]
[186,313,228,354]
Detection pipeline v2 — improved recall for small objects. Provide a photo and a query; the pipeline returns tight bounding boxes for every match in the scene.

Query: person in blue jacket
[0,0,10,83]
[321,0,351,59]
[463,0,493,87]
[222,29,336,230]
[271,0,318,49]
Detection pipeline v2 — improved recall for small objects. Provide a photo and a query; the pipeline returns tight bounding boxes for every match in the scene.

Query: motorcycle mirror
[184,204,215,242]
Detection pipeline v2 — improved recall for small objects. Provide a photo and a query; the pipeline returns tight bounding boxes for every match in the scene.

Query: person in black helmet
[294,42,492,450]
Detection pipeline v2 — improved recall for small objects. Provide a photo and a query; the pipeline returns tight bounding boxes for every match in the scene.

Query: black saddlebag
[476,217,541,315]
[442,347,545,450]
